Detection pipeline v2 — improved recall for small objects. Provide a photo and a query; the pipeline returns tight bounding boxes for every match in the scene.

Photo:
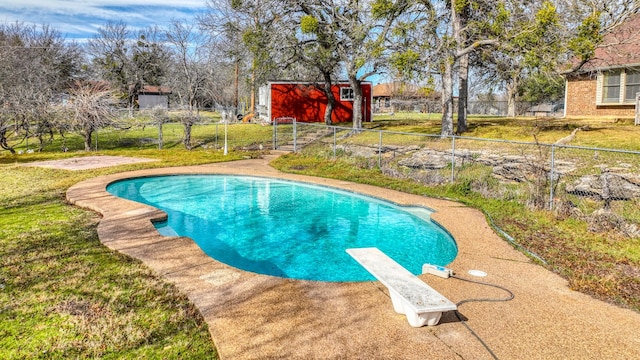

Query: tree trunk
[348,74,363,130]
[507,76,519,117]
[37,131,51,152]
[234,59,239,113]
[323,73,335,125]
[158,122,164,149]
[128,82,141,118]
[441,58,455,137]
[83,131,93,151]
[457,52,469,134]
[250,67,255,115]
[0,131,16,154]
[183,123,192,150]
[452,0,470,134]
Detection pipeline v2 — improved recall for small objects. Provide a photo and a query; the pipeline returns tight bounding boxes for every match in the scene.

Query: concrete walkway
[66,155,640,360]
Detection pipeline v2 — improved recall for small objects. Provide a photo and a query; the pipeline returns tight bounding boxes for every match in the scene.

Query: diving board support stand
[346,247,457,327]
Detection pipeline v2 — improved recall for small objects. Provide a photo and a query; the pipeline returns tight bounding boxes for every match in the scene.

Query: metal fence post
[223,115,228,155]
[272,118,277,150]
[451,135,456,183]
[293,118,297,152]
[378,131,383,168]
[215,123,218,150]
[635,93,640,126]
[333,126,337,159]
[549,145,556,210]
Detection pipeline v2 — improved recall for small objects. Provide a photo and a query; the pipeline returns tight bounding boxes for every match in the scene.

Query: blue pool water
[107,175,457,282]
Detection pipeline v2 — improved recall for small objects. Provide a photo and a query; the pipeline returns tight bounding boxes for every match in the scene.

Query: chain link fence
[38,115,639,237]
[83,107,272,152]
[274,121,640,237]
[374,100,559,117]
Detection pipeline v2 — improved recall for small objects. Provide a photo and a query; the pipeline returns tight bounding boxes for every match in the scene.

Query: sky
[0,0,209,42]
[0,0,386,84]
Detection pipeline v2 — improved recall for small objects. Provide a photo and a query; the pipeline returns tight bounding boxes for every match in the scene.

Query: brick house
[564,14,640,118]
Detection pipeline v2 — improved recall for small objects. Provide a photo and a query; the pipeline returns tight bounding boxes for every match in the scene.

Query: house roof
[576,13,640,72]
[139,85,171,95]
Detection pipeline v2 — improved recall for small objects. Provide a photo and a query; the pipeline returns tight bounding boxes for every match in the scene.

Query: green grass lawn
[0,151,238,359]
[0,142,258,359]
[369,113,640,150]
[1,113,639,358]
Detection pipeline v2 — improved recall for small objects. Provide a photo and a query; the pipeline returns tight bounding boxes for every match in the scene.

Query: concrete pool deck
[66,154,640,359]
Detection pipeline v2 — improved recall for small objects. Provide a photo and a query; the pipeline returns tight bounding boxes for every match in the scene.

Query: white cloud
[0,0,209,40]
[1,0,206,11]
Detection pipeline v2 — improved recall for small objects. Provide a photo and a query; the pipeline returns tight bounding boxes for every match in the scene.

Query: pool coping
[66,154,640,359]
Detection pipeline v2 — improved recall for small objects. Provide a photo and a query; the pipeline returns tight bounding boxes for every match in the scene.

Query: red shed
[257,81,372,123]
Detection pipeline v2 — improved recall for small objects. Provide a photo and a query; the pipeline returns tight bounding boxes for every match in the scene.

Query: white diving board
[346,247,457,327]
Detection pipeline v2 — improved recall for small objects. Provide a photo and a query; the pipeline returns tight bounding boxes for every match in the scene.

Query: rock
[586,208,640,238]
[566,172,640,200]
[335,144,377,158]
[565,175,602,198]
[552,160,577,175]
[336,143,640,204]
[397,149,451,169]
[587,208,624,233]
[492,163,530,182]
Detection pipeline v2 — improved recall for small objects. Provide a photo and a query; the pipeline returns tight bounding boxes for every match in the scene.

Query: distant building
[372,82,440,113]
[564,14,640,118]
[137,85,171,109]
[258,81,372,123]
[524,103,564,117]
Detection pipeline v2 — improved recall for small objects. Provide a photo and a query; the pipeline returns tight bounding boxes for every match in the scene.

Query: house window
[340,87,354,101]
[625,71,640,102]
[602,71,621,103]
[599,69,640,104]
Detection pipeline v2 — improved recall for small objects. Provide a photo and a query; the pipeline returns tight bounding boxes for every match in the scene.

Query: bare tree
[165,20,207,111]
[556,0,640,34]
[163,20,207,150]
[133,26,171,88]
[197,36,238,108]
[147,106,169,149]
[174,111,199,151]
[199,2,247,112]
[0,22,81,153]
[558,0,640,73]
[61,82,116,151]
[87,22,170,114]
[87,22,134,109]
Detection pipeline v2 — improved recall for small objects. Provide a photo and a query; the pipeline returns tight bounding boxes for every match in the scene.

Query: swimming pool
[107,175,457,282]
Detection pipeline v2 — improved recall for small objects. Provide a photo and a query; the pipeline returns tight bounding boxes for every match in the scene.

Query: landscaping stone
[566,171,640,200]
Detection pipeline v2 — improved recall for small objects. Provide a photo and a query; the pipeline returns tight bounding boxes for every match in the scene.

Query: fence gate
[272,117,297,151]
